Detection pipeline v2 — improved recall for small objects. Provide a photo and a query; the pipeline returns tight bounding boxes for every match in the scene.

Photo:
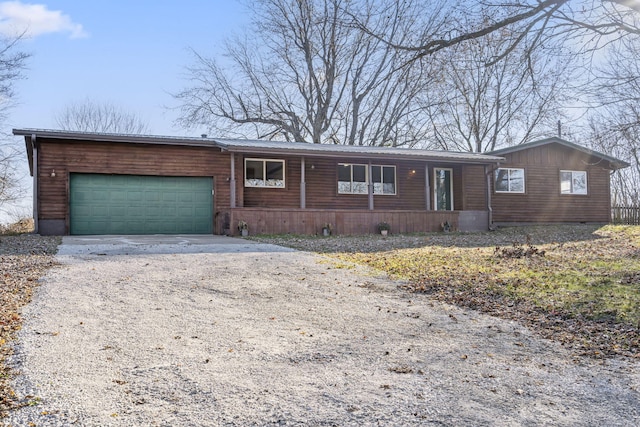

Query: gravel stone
[2,235,640,426]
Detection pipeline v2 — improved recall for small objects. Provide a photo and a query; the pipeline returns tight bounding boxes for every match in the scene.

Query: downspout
[31,134,38,234]
[368,161,374,210]
[486,164,497,230]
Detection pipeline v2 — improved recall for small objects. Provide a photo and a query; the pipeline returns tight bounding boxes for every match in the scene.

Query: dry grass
[0,218,34,236]
[252,225,640,359]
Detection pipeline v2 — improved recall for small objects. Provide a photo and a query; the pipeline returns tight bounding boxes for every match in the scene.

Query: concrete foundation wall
[38,219,66,236]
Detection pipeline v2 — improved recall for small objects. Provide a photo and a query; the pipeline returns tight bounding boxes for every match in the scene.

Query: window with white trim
[560,170,587,195]
[495,168,525,193]
[337,164,396,195]
[244,159,285,188]
[372,165,396,195]
[338,164,367,194]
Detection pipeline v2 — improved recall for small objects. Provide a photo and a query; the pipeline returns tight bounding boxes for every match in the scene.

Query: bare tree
[0,143,24,212]
[380,0,640,64]
[424,28,571,153]
[55,99,150,134]
[586,36,640,205]
[589,116,640,206]
[0,33,30,213]
[174,0,437,146]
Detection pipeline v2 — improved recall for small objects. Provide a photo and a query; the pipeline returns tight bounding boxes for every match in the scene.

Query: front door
[434,168,453,211]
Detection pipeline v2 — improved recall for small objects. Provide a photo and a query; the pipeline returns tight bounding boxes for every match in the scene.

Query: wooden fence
[612,205,640,225]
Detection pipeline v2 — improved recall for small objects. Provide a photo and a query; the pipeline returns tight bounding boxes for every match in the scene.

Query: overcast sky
[5,0,248,136]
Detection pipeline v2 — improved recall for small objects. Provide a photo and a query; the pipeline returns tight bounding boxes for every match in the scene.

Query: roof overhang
[14,128,505,169]
[489,137,631,170]
[13,128,221,148]
[210,138,504,164]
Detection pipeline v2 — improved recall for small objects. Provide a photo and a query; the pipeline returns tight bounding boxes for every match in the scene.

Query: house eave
[14,129,504,165]
[217,145,503,165]
[488,137,630,170]
[13,128,221,149]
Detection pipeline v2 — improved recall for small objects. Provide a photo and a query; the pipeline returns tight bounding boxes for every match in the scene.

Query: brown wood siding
[491,144,612,223]
[231,208,459,235]
[36,137,494,234]
[241,155,301,208]
[374,160,426,210]
[461,165,488,210]
[305,157,368,209]
[37,138,231,231]
[304,159,429,210]
[452,165,463,210]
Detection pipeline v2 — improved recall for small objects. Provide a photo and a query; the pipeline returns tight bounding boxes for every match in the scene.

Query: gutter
[486,164,497,230]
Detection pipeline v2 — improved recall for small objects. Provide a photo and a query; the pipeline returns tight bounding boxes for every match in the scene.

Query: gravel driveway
[4,235,640,426]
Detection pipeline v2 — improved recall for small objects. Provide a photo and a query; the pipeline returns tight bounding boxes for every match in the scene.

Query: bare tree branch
[0,32,30,212]
[422,26,570,153]
[55,99,150,134]
[359,1,640,67]
[174,0,435,146]
[587,35,640,205]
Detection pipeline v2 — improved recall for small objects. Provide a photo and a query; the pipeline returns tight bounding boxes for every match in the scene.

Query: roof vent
[201,134,207,138]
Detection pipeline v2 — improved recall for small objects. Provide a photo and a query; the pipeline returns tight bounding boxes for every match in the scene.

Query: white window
[338,164,396,195]
[560,170,587,195]
[338,164,367,194]
[244,159,285,188]
[495,168,525,193]
[372,165,396,195]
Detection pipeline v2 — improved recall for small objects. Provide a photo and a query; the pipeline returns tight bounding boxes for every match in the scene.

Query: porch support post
[368,161,374,210]
[230,153,236,208]
[300,157,306,209]
[425,163,431,211]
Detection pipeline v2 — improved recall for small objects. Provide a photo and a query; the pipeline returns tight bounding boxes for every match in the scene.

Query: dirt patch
[3,240,640,426]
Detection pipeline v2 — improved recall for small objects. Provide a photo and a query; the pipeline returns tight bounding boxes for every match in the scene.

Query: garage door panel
[194,206,211,217]
[127,191,143,201]
[110,221,131,234]
[162,193,177,202]
[111,191,127,202]
[159,207,177,217]
[144,192,159,202]
[110,206,127,217]
[70,174,213,235]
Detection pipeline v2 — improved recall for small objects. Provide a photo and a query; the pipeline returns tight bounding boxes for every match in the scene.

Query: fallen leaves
[494,241,546,259]
[388,365,414,374]
[0,235,60,417]
[257,224,640,360]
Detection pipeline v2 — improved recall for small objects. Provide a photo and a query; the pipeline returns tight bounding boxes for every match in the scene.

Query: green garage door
[70,174,213,235]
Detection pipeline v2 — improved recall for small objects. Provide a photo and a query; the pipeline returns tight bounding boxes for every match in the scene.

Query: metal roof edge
[12,128,220,148]
[212,138,505,163]
[13,128,505,164]
[217,146,503,164]
[488,137,630,170]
